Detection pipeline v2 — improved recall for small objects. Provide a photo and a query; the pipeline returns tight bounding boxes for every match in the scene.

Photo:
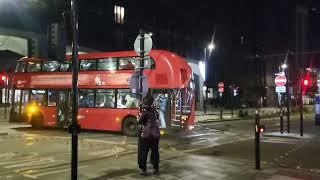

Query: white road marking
[5,158,55,169]
[190,139,209,145]
[23,165,88,179]
[185,132,217,138]
[262,139,298,145]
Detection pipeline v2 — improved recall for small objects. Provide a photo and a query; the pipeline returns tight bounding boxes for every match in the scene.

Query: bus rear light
[188,125,194,130]
[181,115,188,121]
[77,115,84,119]
[52,115,55,118]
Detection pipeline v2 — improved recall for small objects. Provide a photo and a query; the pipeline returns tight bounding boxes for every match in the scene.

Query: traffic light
[256,124,266,134]
[302,73,311,93]
[259,125,266,134]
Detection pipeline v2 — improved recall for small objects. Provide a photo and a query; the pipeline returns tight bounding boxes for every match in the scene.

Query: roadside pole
[4,76,7,119]
[219,93,223,119]
[286,74,290,133]
[230,86,234,119]
[139,29,145,105]
[254,109,260,170]
[280,107,283,134]
[69,0,81,179]
[299,69,304,137]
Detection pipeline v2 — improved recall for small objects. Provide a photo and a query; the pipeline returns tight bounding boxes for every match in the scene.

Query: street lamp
[203,43,215,114]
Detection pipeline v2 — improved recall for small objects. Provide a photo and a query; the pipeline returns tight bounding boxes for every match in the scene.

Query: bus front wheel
[30,113,44,129]
[122,116,139,137]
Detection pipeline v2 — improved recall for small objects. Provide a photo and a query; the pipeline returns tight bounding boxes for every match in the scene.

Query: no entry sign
[274,75,287,86]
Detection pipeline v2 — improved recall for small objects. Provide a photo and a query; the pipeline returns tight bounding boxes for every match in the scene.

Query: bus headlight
[27,105,38,114]
[188,125,194,130]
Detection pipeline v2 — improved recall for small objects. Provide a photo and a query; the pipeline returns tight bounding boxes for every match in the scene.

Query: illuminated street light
[281,63,288,69]
[208,43,215,50]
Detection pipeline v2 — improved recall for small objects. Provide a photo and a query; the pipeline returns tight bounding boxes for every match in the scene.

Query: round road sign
[274,75,287,86]
[134,33,153,56]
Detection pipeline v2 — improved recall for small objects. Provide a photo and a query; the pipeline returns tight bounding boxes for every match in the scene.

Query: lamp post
[281,62,290,133]
[203,43,215,114]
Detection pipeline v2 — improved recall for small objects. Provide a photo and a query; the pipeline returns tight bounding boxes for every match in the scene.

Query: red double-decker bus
[11,50,195,136]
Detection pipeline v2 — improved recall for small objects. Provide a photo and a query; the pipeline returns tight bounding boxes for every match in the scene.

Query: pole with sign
[69,0,81,179]
[133,30,152,101]
[218,82,224,119]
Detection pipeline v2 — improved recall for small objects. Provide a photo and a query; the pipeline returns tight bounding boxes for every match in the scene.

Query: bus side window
[144,56,155,69]
[97,58,117,71]
[48,90,57,106]
[21,90,29,113]
[119,58,135,70]
[60,61,71,72]
[16,62,27,72]
[80,59,96,71]
[27,61,42,72]
[79,89,95,108]
[43,61,59,72]
[117,89,138,108]
[95,89,115,108]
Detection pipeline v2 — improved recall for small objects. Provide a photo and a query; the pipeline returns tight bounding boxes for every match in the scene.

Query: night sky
[0,0,319,83]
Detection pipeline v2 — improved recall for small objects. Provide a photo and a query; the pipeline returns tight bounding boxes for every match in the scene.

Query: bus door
[154,92,170,129]
[57,90,71,127]
[170,90,182,128]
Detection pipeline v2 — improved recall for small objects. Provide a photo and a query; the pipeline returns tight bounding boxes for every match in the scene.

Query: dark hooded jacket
[138,105,160,139]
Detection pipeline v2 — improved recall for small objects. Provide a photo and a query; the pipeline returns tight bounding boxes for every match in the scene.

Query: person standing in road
[158,94,167,128]
[138,95,160,175]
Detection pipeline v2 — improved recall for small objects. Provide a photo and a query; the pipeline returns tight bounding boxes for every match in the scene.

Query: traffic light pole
[220,95,223,119]
[254,109,260,170]
[299,71,304,136]
[230,86,234,119]
[69,0,80,179]
[280,107,283,134]
[286,82,290,133]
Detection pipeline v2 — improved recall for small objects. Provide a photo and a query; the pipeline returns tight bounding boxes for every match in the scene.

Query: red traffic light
[259,125,266,134]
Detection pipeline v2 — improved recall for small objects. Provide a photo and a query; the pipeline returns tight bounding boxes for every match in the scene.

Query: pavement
[195,107,312,124]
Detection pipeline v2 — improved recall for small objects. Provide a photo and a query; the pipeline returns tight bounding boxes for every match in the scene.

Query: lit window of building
[114,5,125,24]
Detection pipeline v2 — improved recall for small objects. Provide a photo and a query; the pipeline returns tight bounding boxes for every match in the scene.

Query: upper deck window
[80,59,96,71]
[142,56,155,69]
[97,58,117,71]
[119,57,135,70]
[27,61,41,72]
[60,61,72,72]
[114,5,125,24]
[43,61,59,72]
[15,62,27,72]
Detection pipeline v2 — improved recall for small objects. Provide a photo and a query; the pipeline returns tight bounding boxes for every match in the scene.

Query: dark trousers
[138,138,159,171]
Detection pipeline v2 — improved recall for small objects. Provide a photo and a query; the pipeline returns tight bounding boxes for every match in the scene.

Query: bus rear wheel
[30,113,44,129]
[122,116,139,137]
